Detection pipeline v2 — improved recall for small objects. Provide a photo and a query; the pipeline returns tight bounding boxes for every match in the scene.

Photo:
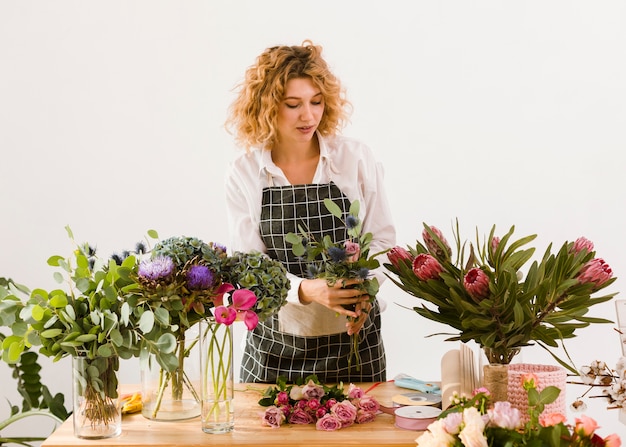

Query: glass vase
[72,355,121,439]
[200,318,234,434]
[141,324,202,421]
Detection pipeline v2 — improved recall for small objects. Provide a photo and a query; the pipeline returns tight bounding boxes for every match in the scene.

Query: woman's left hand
[346,300,372,336]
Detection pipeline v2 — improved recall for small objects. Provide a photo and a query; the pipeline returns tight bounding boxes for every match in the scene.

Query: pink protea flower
[412,254,444,281]
[387,246,413,269]
[422,226,452,260]
[577,258,613,289]
[490,236,500,256]
[571,237,594,254]
[464,268,490,300]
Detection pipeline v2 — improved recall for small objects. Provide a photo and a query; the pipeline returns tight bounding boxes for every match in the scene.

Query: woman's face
[276,77,324,148]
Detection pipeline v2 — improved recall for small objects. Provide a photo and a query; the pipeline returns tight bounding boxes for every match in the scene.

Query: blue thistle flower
[138,256,175,280]
[186,265,214,290]
[306,264,321,279]
[110,253,124,265]
[357,267,370,280]
[346,215,359,230]
[135,242,148,254]
[328,247,347,263]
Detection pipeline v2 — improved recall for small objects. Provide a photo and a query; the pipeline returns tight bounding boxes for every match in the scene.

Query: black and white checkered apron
[239,181,386,383]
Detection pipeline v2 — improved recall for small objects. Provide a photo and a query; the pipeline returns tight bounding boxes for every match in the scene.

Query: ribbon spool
[394,406,441,430]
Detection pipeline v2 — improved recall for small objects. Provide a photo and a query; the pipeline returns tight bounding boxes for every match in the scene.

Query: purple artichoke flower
[186,264,214,290]
[138,256,175,280]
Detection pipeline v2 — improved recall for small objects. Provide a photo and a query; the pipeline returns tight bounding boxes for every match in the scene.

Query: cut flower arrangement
[0,228,291,429]
[258,375,380,430]
[286,199,385,371]
[120,232,291,420]
[417,374,621,446]
[385,222,617,372]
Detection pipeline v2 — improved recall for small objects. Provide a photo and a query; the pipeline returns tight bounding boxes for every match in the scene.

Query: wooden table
[42,382,425,447]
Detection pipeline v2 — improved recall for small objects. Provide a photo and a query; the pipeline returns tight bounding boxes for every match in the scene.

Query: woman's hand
[346,300,372,336]
[298,278,370,319]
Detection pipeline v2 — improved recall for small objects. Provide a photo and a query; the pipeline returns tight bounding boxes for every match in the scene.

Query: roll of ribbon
[394,406,441,431]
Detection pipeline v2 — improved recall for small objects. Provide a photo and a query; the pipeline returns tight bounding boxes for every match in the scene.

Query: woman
[224,40,396,383]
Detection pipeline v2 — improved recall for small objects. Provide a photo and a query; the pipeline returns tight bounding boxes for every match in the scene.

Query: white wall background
[1,0,625,440]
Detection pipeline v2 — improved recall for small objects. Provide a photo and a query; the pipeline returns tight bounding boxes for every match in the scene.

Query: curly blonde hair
[225,40,351,151]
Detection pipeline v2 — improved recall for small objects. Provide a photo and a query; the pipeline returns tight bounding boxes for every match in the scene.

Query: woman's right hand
[298,278,369,319]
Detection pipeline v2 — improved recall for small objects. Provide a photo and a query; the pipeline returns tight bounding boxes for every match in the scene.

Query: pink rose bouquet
[259,375,380,430]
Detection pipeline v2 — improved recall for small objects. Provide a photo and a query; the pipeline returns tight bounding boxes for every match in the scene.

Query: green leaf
[139,310,155,333]
[155,333,177,353]
[323,198,342,218]
[40,329,63,339]
[147,229,159,239]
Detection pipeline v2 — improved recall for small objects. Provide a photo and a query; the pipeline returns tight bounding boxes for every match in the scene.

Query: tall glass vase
[200,318,234,434]
[141,324,202,421]
[72,355,121,439]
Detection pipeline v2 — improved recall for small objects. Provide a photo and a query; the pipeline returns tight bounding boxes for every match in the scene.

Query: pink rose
[574,414,599,436]
[288,407,315,424]
[344,241,361,263]
[387,246,413,269]
[315,407,327,419]
[464,268,490,301]
[289,385,303,401]
[571,236,594,254]
[604,433,622,447]
[262,406,286,428]
[539,412,567,427]
[301,379,325,400]
[522,373,538,390]
[315,413,342,431]
[422,225,452,260]
[577,258,613,289]
[356,409,377,424]
[330,400,357,425]
[307,398,321,412]
[347,383,365,399]
[413,254,444,281]
[353,395,379,414]
[275,391,289,406]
